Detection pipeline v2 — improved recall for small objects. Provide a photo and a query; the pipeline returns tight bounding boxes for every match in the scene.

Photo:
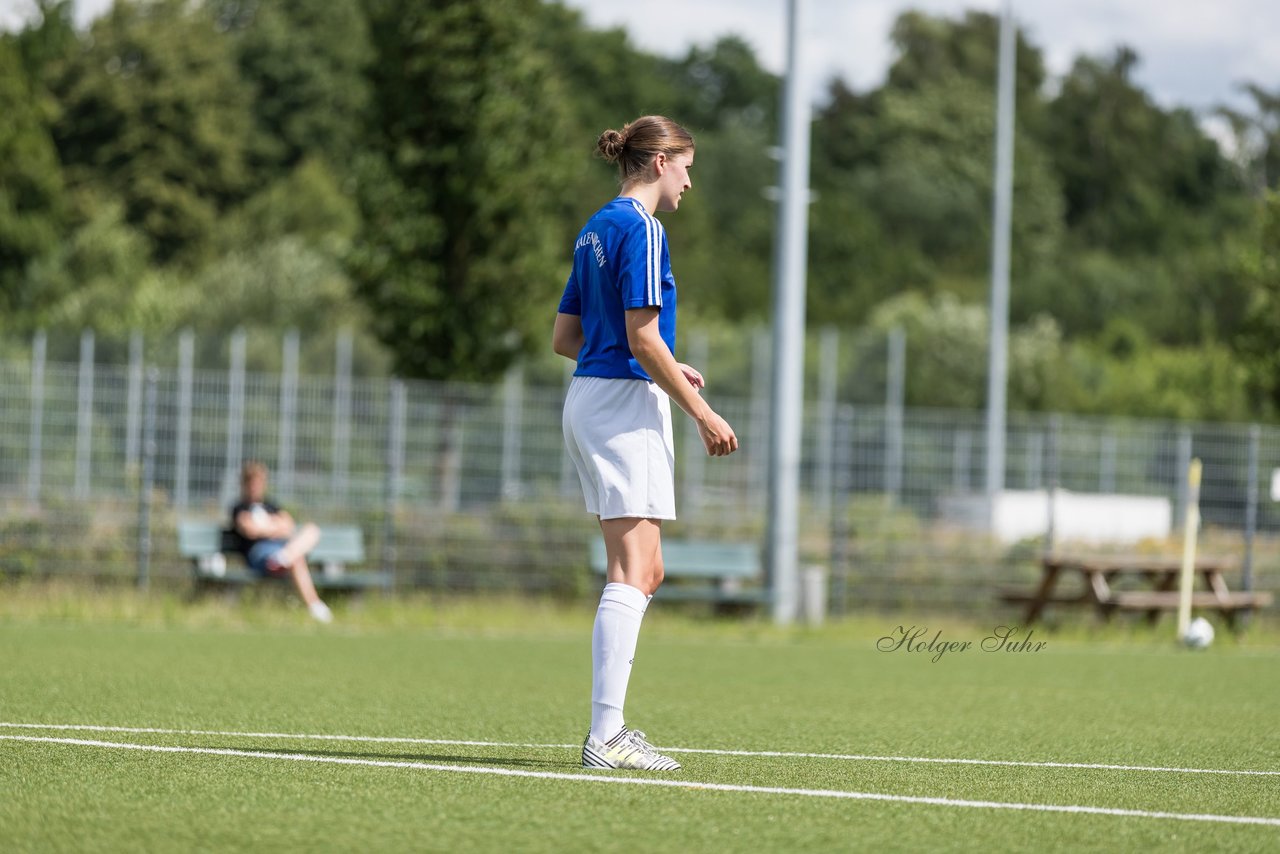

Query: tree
[809,11,1064,324]
[1216,84,1280,196]
[49,0,253,266]
[1046,48,1237,255]
[212,0,373,178]
[350,0,577,381]
[1234,191,1280,413]
[0,34,67,323]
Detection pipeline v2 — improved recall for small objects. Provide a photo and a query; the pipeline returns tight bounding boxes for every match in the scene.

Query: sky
[561,0,1279,114]
[2,0,1276,114]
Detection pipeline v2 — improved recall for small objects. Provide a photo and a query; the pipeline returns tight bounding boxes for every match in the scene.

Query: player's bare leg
[274,522,321,571]
[583,516,679,770]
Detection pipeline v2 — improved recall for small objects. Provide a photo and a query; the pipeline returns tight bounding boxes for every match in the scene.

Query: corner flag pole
[1176,458,1203,638]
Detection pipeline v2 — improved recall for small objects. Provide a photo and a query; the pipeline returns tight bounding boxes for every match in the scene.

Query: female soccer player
[553,116,738,771]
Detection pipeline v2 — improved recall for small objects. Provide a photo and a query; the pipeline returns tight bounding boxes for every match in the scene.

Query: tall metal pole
[984,0,1016,523]
[767,0,812,624]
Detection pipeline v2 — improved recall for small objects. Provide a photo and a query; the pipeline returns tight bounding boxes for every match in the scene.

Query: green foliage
[0,36,67,319]
[350,0,577,382]
[4,0,1277,423]
[215,157,361,252]
[853,293,1066,411]
[49,0,254,265]
[175,236,389,374]
[811,11,1064,321]
[1234,191,1280,412]
[214,0,373,177]
[1046,48,1243,258]
[1061,335,1253,421]
[19,198,152,337]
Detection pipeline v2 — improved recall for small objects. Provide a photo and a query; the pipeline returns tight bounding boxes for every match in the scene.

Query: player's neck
[619,184,658,215]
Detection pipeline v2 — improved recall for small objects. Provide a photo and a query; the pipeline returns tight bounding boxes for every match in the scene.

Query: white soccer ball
[1181,617,1215,650]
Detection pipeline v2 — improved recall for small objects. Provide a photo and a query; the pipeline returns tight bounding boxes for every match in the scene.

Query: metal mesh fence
[2,345,1278,615]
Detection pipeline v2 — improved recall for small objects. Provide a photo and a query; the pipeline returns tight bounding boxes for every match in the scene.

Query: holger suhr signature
[877,625,1047,663]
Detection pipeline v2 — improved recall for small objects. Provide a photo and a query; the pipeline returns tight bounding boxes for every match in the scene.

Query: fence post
[278,329,299,499]
[814,327,838,521]
[137,368,158,590]
[501,362,524,501]
[1045,415,1062,554]
[750,327,771,506]
[952,430,971,492]
[1099,432,1117,493]
[828,403,855,616]
[75,329,95,500]
[1244,424,1259,602]
[383,380,406,586]
[223,328,246,507]
[332,328,353,502]
[682,329,710,518]
[884,327,905,503]
[174,329,194,508]
[125,330,143,473]
[27,330,46,506]
[1176,427,1193,531]
[1026,430,1043,489]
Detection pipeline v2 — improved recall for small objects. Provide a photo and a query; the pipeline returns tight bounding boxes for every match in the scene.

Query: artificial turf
[1,589,1278,852]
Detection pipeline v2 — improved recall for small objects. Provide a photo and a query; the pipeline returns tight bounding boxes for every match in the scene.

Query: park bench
[589,538,768,607]
[999,553,1272,629]
[178,521,391,593]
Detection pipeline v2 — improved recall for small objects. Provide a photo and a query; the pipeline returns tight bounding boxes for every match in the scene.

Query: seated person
[230,461,332,623]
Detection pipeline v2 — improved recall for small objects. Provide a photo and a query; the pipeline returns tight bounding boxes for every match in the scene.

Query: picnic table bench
[178,521,391,593]
[1000,554,1272,629]
[589,538,768,607]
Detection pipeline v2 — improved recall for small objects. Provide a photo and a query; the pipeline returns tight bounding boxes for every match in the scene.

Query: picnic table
[1000,554,1273,629]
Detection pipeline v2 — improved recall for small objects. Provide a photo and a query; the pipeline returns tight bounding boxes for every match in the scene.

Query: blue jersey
[557,197,677,381]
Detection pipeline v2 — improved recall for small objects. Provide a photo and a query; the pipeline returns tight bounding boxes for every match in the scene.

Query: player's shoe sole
[581,727,681,771]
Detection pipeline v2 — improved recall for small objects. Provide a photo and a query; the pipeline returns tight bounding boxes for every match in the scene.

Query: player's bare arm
[625,308,737,457]
[552,313,584,361]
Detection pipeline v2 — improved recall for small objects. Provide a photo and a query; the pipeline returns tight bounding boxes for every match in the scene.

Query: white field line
[3,734,1278,829]
[1,722,1278,778]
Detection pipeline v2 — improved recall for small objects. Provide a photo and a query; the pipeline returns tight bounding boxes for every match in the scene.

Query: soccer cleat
[581,727,681,771]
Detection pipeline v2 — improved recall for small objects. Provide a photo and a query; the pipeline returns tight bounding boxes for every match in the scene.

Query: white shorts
[563,375,676,520]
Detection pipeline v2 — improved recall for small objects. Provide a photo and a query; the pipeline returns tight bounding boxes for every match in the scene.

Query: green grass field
[2,586,1278,852]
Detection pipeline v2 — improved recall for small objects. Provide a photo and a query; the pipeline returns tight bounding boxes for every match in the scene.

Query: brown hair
[240,460,267,483]
[596,116,694,184]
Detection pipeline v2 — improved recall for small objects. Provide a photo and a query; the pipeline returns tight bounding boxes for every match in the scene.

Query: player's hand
[697,410,738,457]
[678,363,705,390]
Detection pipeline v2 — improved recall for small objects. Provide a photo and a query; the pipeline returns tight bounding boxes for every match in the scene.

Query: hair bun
[596,129,626,163]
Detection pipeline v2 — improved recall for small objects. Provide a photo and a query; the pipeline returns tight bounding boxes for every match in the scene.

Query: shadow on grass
[241,746,569,769]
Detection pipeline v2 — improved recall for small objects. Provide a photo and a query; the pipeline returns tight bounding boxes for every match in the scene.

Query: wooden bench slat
[997,589,1087,605]
[1110,591,1274,610]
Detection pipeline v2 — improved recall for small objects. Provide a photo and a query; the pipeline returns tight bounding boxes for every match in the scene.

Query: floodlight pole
[766,0,812,624]
[984,0,1016,524]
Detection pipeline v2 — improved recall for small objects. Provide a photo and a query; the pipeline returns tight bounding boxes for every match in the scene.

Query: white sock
[590,582,649,741]
[308,600,333,624]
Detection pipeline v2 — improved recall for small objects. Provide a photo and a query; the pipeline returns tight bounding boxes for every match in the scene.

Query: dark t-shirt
[228,499,283,554]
